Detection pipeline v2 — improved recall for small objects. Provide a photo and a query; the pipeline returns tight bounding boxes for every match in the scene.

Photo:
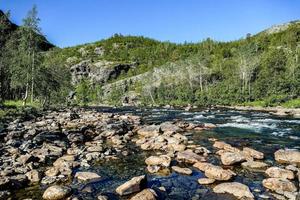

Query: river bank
[0,107,300,200]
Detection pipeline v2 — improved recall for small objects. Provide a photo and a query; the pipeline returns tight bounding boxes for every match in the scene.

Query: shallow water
[14,107,300,199]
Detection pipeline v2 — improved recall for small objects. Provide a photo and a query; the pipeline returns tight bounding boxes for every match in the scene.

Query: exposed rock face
[70,60,137,84]
[74,171,101,182]
[115,175,146,196]
[274,149,300,165]
[262,178,297,193]
[213,182,254,200]
[265,167,295,180]
[130,189,157,200]
[42,185,72,200]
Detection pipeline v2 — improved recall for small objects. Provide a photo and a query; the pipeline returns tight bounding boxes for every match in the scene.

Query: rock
[45,167,59,177]
[25,170,41,184]
[220,152,246,165]
[177,150,206,164]
[265,167,295,180]
[130,189,157,200]
[160,122,182,133]
[171,166,192,175]
[242,147,264,159]
[213,182,254,200]
[198,178,215,185]
[274,149,300,165]
[204,164,235,181]
[42,185,72,200]
[75,172,101,182]
[213,141,232,149]
[67,132,84,143]
[137,125,160,137]
[147,165,161,173]
[97,195,108,200]
[262,178,297,193]
[145,155,171,167]
[115,175,146,196]
[241,161,269,170]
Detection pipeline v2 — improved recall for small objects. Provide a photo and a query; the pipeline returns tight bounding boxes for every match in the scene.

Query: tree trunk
[23,73,29,106]
[31,51,35,103]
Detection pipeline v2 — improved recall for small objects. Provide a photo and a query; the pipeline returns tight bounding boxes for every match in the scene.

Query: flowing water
[14,107,300,200]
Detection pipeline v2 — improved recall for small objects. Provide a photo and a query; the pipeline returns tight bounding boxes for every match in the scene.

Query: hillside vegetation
[1,6,300,107]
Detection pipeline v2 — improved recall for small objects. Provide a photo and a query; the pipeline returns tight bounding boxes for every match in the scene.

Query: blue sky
[1,0,299,47]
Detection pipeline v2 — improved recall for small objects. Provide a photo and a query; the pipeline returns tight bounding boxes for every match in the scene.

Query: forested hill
[1,7,300,107]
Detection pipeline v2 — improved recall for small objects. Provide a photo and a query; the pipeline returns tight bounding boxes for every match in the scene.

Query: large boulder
[42,185,72,200]
[265,167,295,180]
[116,175,146,196]
[262,178,297,193]
[130,189,157,200]
[213,182,254,200]
[274,149,300,165]
[177,150,206,164]
[220,152,246,165]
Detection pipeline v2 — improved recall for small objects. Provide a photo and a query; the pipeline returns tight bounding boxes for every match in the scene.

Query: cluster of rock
[0,108,142,199]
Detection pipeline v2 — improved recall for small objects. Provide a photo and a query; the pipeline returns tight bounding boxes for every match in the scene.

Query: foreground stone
[262,178,297,193]
[177,150,206,164]
[130,189,157,200]
[42,185,72,200]
[171,166,192,175]
[198,178,215,185]
[213,182,254,200]
[193,162,235,181]
[74,172,101,182]
[274,149,300,165]
[116,175,146,196]
[265,167,295,180]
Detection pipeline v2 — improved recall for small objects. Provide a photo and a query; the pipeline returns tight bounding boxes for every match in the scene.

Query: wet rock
[265,167,295,180]
[137,125,160,137]
[115,175,146,196]
[147,165,161,173]
[45,167,59,177]
[242,147,264,159]
[213,141,232,150]
[25,170,41,184]
[67,132,84,143]
[241,161,269,170]
[177,150,206,164]
[204,164,235,181]
[74,172,101,182]
[145,155,171,167]
[0,190,11,199]
[213,182,254,200]
[171,166,192,175]
[262,178,297,193]
[130,189,157,200]
[220,152,246,165]
[160,122,182,133]
[274,149,300,165]
[34,131,65,144]
[198,178,215,185]
[42,185,72,200]
[97,195,108,200]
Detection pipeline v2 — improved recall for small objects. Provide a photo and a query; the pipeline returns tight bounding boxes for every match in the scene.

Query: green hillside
[1,7,300,107]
